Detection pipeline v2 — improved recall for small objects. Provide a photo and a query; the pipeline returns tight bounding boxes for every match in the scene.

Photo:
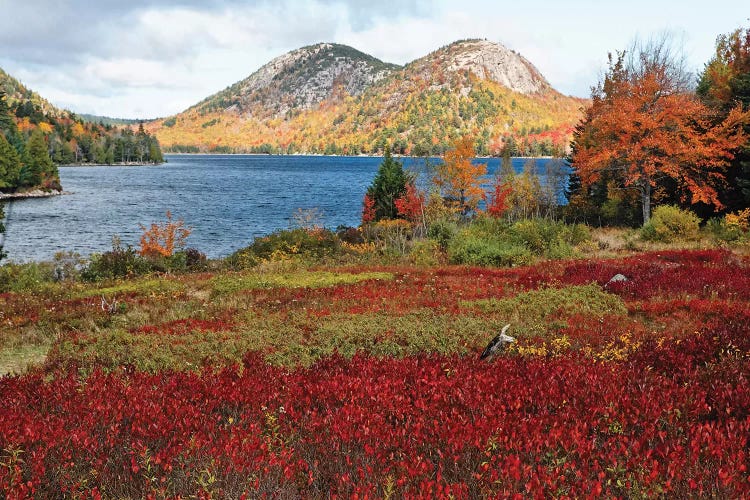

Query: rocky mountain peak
[195,43,400,117]
[416,39,551,94]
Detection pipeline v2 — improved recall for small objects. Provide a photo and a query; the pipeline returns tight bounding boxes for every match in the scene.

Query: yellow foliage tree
[434,136,487,216]
[139,211,191,258]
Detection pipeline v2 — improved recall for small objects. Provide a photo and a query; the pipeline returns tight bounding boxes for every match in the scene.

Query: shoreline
[0,189,69,201]
[60,162,165,167]
[164,152,558,160]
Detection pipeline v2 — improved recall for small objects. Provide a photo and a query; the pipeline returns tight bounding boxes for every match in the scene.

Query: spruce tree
[365,146,410,221]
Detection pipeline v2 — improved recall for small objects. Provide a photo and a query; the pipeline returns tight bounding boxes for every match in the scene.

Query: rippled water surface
[2,154,560,262]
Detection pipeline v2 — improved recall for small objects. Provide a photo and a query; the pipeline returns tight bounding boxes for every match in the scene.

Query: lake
[1,155,565,262]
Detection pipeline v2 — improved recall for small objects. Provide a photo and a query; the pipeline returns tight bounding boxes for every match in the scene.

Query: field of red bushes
[1,249,749,498]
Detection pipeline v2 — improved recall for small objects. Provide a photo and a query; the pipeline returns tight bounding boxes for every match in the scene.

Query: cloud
[0,0,743,118]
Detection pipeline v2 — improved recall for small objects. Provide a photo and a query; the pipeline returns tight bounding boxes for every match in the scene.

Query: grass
[463,284,627,337]
[209,270,393,296]
[0,343,50,376]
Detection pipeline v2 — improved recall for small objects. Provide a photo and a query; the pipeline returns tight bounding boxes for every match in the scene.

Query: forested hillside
[150,40,586,156]
[0,67,163,193]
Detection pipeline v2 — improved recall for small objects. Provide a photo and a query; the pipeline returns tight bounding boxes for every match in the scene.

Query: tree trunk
[641,180,652,224]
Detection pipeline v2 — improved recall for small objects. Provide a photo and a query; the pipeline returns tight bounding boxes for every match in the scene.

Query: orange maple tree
[434,136,487,216]
[572,47,749,223]
[139,211,192,258]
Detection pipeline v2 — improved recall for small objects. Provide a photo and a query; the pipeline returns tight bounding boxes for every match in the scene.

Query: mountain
[194,43,400,119]
[150,39,587,156]
[0,68,164,176]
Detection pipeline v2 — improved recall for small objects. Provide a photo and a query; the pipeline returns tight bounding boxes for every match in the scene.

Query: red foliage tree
[361,193,376,225]
[571,40,750,223]
[394,182,425,224]
[484,182,512,219]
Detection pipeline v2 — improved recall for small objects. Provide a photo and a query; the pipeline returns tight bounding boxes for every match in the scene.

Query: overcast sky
[0,0,746,119]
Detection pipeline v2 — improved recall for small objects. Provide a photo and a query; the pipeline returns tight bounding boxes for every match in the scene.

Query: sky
[0,0,746,119]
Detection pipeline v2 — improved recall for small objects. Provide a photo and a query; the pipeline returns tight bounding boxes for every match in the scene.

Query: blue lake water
[1,155,564,262]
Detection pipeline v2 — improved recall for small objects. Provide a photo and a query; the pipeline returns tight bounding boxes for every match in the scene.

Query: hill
[0,67,164,178]
[151,39,587,156]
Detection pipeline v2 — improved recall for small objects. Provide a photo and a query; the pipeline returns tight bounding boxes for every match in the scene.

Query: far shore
[164,152,558,160]
[60,161,165,167]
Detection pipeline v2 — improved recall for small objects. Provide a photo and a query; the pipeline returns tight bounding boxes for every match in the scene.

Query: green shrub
[427,219,458,250]
[507,219,590,258]
[51,251,86,282]
[82,238,153,281]
[0,261,56,292]
[464,284,627,337]
[641,205,700,242]
[227,228,341,269]
[409,239,441,266]
[705,215,749,243]
[448,232,533,267]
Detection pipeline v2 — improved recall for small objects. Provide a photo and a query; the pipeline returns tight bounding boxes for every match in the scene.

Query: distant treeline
[164,134,560,157]
[78,114,158,128]
[4,94,163,167]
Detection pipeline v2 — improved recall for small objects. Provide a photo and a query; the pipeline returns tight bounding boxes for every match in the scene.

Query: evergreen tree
[365,146,410,221]
[148,138,164,163]
[26,129,55,187]
[0,91,27,166]
[0,133,21,189]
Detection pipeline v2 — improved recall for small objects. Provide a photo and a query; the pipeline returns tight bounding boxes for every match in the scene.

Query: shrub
[427,218,459,249]
[139,211,192,258]
[227,228,340,269]
[82,237,153,281]
[707,208,750,243]
[725,208,750,232]
[409,239,442,266]
[641,205,700,242]
[0,261,56,292]
[705,218,738,242]
[508,219,590,257]
[336,226,365,245]
[182,247,208,270]
[448,232,533,267]
[465,284,627,337]
[364,219,412,255]
[51,251,86,282]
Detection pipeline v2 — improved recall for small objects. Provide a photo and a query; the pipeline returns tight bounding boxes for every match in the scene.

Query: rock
[438,39,550,95]
[606,274,628,286]
[0,189,65,200]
